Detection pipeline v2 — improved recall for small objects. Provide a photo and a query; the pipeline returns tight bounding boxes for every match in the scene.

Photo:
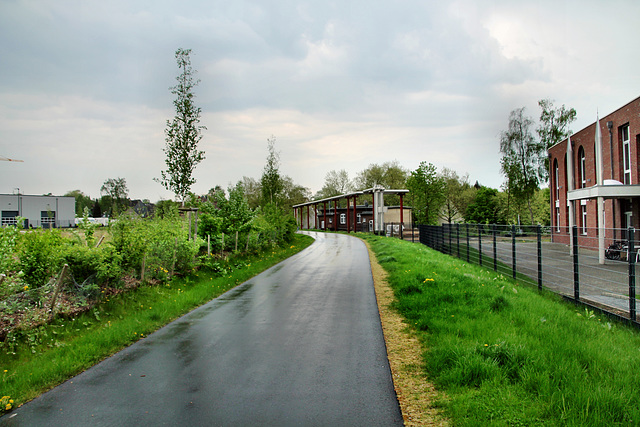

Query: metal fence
[417,223,639,325]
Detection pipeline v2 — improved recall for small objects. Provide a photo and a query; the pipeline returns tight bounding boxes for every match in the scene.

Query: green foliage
[261,135,283,206]
[317,169,353,199]
[143,217,200,281]
[109,213,147,274]
[439,167,474,223]
[280,176,311,212]
[198,182,256,252]
[77,208,98,247]
[95,245,123,285]
[0,225,21,276]
[64,190,94,217]
[465,187,502,224]
[537,99,577,182]
[406,161,445,224]
[354,161,408,205]
[252,203,297,246]
[62,245,101,284]
[354,160,408,190]
[500,107,541,224]
[107,213,200,283]
[100,177,129,217]
[154,199,180,219]
[157,48,206,205]
[18,230,65,288]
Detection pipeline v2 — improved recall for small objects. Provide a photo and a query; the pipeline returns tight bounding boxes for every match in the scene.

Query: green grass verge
[0,234,314,412]
[361,234,640,426]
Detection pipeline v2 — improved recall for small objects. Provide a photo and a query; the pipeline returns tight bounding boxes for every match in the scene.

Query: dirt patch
[365,240,449,426]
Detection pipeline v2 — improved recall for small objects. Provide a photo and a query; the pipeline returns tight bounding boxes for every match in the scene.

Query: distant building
[293,187,410,234]
[129,199,154,217]
[548,96,640,253]
[0,194,75,228]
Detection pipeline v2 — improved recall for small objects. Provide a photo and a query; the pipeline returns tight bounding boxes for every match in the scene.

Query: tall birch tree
[157,48,206,206]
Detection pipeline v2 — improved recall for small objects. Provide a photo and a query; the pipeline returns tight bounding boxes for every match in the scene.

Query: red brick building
[549,96,640,257]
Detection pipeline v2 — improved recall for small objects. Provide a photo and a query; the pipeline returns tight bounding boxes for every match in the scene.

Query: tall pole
[595,116,605,264]
[400,194,404,239]
[323,201,327,231]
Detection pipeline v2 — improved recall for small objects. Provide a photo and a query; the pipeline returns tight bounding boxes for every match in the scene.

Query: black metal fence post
[448,223,452,255]
[456,223,460,259]
[478,224,483,266]
[537,225,542,291]
[466,223,470,263]
[512,225,516,279]
[492,224,497,272]
[629,227,636,321]
[573,225,579,301]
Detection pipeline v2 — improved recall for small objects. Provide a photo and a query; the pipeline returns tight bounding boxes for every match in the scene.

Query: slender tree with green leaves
[537,99,576,182]
[439,167,473,223]
[261,135,283,206]
[100,177,129,216]
[406,162,445,225]
[500,107,540,224]
[316,169,353,199]
[157,48,206,206]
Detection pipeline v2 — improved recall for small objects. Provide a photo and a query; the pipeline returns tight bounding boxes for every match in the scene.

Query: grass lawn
[0,234,314,413]
[361,234,640,426]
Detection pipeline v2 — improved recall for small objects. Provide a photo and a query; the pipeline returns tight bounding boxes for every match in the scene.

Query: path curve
[2,231,403,426]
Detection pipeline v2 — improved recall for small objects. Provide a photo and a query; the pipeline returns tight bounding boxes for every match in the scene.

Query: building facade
[548,96,640,253]
[0,194,76,228]
[293,187,410,234]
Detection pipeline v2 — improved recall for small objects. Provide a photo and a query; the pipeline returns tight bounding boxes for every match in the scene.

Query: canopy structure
[292,186,409,234]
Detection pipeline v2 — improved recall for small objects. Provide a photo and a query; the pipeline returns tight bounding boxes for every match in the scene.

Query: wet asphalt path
[2,231,403,426]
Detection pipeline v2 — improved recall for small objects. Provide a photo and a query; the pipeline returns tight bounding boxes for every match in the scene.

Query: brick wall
[549,96,640,248]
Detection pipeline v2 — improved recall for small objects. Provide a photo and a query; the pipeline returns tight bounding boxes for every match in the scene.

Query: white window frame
[339,213,346,224]
[622,125,631,185]
[579,147,586,188]
[555,207,560,232]
[581,202,588,235]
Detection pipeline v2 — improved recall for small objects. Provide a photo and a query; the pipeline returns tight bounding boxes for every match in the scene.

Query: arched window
[554,159,559,200]
[578,146,586,188]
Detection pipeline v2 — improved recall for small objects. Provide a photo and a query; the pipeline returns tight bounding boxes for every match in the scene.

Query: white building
[0,194,76,228]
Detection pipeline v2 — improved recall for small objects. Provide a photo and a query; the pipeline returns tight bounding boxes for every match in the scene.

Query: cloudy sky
[1,0,639,201]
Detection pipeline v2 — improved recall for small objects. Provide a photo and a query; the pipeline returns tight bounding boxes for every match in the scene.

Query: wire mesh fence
[417,223,639,324]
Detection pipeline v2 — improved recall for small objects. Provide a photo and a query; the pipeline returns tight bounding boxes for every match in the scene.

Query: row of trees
[313,160,550,226]
[306,99,575,227]
[65,177,136,218]
[96,48,572,230]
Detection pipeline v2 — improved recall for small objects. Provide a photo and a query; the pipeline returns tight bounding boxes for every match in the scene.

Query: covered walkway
[292,187,409,234]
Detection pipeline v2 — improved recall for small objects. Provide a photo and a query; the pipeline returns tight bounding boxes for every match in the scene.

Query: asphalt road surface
[1,231,403,426]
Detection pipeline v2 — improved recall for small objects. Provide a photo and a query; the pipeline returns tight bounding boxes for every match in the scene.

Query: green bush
[18,230,65,288]
[109,213,147,273]
[0,225,21,276]
[62,245,102,284]
[96,245,123,286]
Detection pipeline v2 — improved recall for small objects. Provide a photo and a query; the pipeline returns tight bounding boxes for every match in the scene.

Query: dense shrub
[62,245,102,284]
[0,225,20,276]
[18,230,65,288]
